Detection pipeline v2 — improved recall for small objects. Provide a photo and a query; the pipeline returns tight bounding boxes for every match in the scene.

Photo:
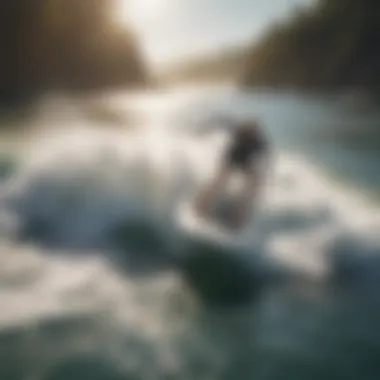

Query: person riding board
[194,118,269,230]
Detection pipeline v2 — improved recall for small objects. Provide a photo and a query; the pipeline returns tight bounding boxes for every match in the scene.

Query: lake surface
[1,86,380,380]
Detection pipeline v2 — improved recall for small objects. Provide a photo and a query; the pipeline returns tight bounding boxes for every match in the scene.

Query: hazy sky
[117,0,314,66]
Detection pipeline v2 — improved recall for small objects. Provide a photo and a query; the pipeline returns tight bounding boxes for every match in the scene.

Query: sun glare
[117,0,167,26]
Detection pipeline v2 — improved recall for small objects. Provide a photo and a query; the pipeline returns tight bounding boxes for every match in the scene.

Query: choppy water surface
[1,87,380,380]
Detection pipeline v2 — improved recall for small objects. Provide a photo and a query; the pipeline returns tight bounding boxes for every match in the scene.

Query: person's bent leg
[194,165,231,217]
[233,172,262,228]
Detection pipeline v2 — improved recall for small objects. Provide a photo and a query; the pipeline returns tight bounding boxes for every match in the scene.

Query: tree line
[241,0,380,95]
[0,0,148,107]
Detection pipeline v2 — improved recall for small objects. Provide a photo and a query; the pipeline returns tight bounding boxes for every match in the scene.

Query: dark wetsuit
[224,128,267,173]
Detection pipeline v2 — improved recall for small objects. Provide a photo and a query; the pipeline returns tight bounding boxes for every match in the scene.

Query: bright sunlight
[116,0,169,26]
[113,0,176,65]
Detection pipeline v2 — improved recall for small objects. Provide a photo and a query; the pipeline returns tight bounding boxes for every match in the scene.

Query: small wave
[1,104,380,308]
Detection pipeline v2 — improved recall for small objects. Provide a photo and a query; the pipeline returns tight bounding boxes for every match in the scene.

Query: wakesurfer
[194,119,269,230]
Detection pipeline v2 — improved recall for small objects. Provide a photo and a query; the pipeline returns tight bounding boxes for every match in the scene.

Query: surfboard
[176,192,252,250]
[175,194,267,306]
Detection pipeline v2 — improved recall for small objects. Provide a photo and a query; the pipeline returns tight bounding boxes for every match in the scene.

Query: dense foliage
[242,0,380,93]
[0,0,148,106]
[162,0,380,95]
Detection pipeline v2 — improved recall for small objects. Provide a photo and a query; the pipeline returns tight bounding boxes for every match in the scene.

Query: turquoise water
[1,87,380,380]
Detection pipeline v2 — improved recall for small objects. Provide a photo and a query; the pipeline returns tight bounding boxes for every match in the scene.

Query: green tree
[241,0,380,94]
[0,0,148,106]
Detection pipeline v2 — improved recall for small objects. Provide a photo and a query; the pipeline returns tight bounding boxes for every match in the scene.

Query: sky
[116,0,314,67]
